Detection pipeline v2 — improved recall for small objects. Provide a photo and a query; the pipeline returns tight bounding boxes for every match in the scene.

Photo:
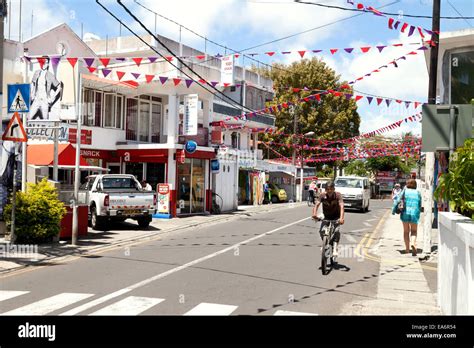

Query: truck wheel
[91,206,105,230]
[137,217,152,229]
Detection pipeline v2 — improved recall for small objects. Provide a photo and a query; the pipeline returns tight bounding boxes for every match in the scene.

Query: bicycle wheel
[321,236,330,275]
[307,196,312,206]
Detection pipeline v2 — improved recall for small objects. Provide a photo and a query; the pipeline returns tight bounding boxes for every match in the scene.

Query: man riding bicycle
[312,181,345,257]
[308,180,317,204]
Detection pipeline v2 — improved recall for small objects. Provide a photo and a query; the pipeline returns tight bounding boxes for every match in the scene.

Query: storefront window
[116,96,123,129]
[82,89,95,126]
[104,93,115,128]
[139,101,150,142]
[151,103,162,143]
[94,92,102,127]
[177,159,192,214]
[191,159,205,213]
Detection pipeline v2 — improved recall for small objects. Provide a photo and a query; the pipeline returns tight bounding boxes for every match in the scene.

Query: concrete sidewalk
[0,202,303,275]
[342,211,441,315]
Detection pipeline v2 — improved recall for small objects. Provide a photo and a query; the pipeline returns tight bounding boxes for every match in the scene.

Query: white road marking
[344,234,357,243]
[90,296,165,316]
[363,221,372,227]
[367,218,378,222]
[0,290,29,302]
[274,310,317,315]
[2,293,93,315]
[61,288,131,316]
[60,216,311,315]
[184,303,237,316]
[349,228,370,233]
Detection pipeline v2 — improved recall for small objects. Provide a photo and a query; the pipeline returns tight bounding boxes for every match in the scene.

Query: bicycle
[211,192,223,214]
[307,191,316,206]
[314,218,340,275]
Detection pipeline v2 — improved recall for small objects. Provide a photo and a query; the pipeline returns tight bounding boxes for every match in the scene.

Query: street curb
[0,202,304,276]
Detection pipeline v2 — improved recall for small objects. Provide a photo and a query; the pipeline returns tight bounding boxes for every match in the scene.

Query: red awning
[27,144,89,166]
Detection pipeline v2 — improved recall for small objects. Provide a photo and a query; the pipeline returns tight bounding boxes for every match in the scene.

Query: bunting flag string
[305,146,421,163]
[348,1,439,39]
[22,41,427,70]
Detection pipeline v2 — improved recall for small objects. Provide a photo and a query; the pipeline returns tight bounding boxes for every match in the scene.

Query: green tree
[4,178,67,243]
[345,160,370,177]
[434,138,474,218]
[255,58,360,168]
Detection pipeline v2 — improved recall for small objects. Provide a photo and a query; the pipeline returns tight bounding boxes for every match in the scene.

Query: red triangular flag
[87,67,97,73]
[145,74,154,83]
[37,57,46,69]
[401,23,409,33]
[116,71,126,80]
[234,54,240,58]
[265,52,275,56]
[196,55,206,60]
[99,58,110,67]
[67,58,78,68]
[330,49,338,55]
[360,47,371,53]
[173,78,181,86]
[376,98,383,105]
[198,79,206,84]
[292,88,301,93]
[354,95,364,102]
[223,83,231,87]
[298,51,306,58]
[132,58,143,66]
[165,56,173,62]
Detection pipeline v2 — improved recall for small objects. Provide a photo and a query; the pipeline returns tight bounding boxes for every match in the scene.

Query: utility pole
[290,104,298,202]
[72,60,83,246]
[423,0,441,259]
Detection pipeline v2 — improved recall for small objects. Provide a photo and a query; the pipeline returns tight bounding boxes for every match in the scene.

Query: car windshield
[102,177,139,190]
[335,178,363,188]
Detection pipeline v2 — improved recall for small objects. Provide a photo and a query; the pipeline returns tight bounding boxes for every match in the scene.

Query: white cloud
[5,0,71,42]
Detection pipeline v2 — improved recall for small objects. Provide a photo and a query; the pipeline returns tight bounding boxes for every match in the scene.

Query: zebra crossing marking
[184,303,238,316]
[90,296,165,316]
[2,293,93,315]
[274,310,317,315]
[0,290,29,302]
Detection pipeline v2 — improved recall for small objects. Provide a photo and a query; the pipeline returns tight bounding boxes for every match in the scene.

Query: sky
[6,0,474,137]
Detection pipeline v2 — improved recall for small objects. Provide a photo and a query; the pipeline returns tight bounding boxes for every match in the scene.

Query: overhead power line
[96,0,257,116]
[294,0,474,20]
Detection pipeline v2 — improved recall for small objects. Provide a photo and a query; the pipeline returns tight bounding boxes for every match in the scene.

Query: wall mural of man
[29,56,63,121]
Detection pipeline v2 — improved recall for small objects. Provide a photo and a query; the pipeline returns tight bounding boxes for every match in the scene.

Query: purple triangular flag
[51,56,61,69]
[366,96,373,104]
[408,25,416,36]
[312,50,322,53]
[425,29,433,36]
[215,53,223,58]
[148,57,158,63]
[84,58,95,67]
[303,87,310,91]
[211,81,219,87]
[385,99,391,107]
[185,79,194,88]
[405,101,411,108]
[418,46,428,51]
[376,45,386,52]
[115,58,126,62]
[102,69,112,78]
[159,76,168,84]
[344,48,354,54]
[345,93,352,100]
[277,105,282,111]
[282,51,291,54]
[131,73,141,80]
[394,21,401,30]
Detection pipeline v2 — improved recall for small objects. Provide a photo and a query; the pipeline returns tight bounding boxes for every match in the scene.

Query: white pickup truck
[80,174,156,230]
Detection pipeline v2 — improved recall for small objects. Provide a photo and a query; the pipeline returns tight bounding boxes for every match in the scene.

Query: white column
[422,152,435,258]
[167,94,178,146]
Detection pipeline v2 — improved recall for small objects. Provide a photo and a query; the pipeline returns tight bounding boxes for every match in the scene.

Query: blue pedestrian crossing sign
[8,84,30,113]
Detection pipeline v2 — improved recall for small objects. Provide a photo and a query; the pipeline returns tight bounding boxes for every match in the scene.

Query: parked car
[80,174,156,230]
[334,176,370,212]
[268,183,287,203]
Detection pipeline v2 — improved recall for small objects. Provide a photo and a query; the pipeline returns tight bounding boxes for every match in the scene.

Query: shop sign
[221,55,235,85]
[69,129,92,145]
[183,94,198,136]
[27,121,69,141]
[211,159,220,173]
[157,183,171,215]
[80,149,109,159]
[185,140,197,154]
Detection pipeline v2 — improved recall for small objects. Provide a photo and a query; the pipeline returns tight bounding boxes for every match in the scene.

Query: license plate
[123,209,141,215]
[344,203,351,207]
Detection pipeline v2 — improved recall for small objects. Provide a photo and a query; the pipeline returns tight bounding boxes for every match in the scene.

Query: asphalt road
[0,200,392,315]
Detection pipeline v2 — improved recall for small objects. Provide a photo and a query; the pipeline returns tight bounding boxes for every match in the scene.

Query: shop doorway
[125,162,144,181]
[146,163,166,190]
[177,158,205,214]
[107,163,121,174]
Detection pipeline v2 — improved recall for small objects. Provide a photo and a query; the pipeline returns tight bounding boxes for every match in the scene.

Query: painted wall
[438,212,474,314]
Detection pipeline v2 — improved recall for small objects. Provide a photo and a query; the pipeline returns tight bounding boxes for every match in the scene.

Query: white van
[334,176,370,213]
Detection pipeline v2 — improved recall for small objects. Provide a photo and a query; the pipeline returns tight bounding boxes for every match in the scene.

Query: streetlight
[299,131,315,202]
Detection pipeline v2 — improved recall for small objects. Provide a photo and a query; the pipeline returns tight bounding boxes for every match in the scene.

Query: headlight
[356,194,363,200]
